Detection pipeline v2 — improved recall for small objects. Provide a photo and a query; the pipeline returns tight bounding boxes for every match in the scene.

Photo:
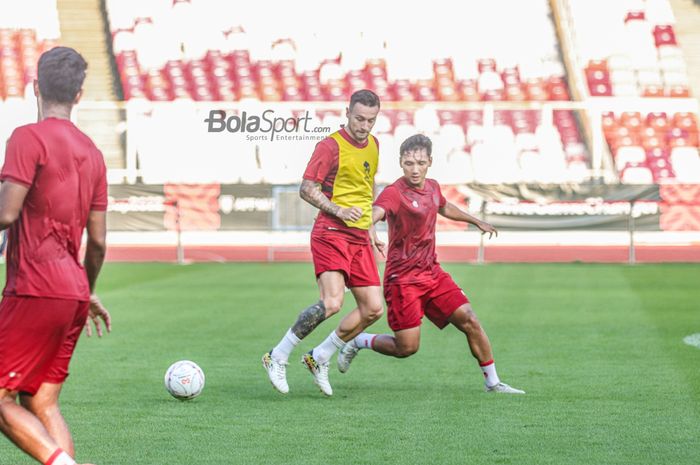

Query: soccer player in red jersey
[0,47,110,465]
[263,90,384,396]
[337,134,524,394]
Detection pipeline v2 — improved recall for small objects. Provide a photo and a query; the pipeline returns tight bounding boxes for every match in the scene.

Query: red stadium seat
[653,25,677,47]
[620,112,643,133]
[477,58,497,73]
[435,84,458,101]
[414,79,437,101]
[458,80,481,101]
[673,112,698,130]
[642,85,665,97]
[505,85,527,101]
[433,58,454,81]
[667,85,691,98]
[624,11,646,23]
[481,89,505,101]
[325,80,348,101]
[588,82,612,96]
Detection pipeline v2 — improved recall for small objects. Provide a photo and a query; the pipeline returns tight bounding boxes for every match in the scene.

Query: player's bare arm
[0,181,29,230]
[84,210,110,337]
[369,223,385,258]
[369,180,385,256]
[371,205,386,225]
[438,201,498,238]
[299,179,362,222]
[369,206,387,257]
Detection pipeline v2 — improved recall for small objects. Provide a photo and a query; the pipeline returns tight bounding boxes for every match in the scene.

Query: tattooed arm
[299,179,362,222]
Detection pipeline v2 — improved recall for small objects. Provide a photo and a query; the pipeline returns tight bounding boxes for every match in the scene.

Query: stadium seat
[569,0,692,98]
[438,124,467,153]
[670,147,700,182]
[621,164,654,184]
[413,107,440,134]
[441,150,474,184]
[615,146,646,170]
[105,0,573,104]
[376,133,402,184]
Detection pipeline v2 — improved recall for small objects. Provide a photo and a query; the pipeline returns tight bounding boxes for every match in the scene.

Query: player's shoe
[301,351,333,396]
[337,342,359,373]
[262,351,289,394]
[485,382,525,394]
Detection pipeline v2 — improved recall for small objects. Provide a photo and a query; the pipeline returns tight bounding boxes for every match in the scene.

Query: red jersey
[374,177,447,284]
[0,118,108,301]
[303,127,379,244]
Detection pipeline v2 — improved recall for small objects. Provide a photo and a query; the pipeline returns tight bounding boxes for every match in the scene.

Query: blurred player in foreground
[337,134,524,394]
[0,47,110,465]
[263,90,384,396]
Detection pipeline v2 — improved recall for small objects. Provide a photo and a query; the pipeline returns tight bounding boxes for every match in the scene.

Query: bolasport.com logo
[204,109,331,142]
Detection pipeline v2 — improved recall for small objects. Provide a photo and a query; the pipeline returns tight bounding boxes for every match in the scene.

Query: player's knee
[357,300,383,323]
[454,305,481,333]
[463,308,481,331]
[322,297,343,316]
[29,404,56,421]
[365,303,383,323]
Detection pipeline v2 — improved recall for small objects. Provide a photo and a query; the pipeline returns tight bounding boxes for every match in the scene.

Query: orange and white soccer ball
[164,360,205,400]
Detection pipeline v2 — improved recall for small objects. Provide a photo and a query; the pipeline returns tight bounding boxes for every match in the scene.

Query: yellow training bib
[329,131,378,230]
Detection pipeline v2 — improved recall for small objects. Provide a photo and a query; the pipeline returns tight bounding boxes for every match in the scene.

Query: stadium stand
[558,0,700,183]
[1,0,698,185]
[106,0,568,103]
[566,0,689,98]
[0,0,60,164]
[605,110,700,183]
[104,0,597,184]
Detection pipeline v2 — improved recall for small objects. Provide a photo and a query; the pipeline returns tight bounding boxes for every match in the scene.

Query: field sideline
[2,263,699,464]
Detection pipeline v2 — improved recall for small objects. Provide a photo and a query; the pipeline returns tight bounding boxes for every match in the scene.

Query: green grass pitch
[2,263,700,464]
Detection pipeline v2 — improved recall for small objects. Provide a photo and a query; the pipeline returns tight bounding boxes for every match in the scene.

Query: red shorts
[384,271,469,331]
[0,296,89,395]
[310,233,380,287]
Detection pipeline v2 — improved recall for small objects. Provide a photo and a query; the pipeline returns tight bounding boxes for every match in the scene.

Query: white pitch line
[683,334,700,349]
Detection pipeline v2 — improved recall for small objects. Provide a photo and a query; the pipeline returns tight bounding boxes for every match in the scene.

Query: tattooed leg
[291,301,327,339]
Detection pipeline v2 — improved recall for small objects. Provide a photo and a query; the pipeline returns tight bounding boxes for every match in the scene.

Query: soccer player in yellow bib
[263,90,385,396]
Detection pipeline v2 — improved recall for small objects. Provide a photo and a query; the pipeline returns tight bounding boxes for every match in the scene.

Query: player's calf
[393,342,419,358]
[344,332,419,360]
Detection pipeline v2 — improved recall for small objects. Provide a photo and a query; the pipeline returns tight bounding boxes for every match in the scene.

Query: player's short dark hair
[37,47,88,104]
[349,89,380,110]
[400,134,432,157]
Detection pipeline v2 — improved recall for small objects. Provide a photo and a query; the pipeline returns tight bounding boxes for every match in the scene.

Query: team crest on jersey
[412,200,419,208]
[363,161,371,182]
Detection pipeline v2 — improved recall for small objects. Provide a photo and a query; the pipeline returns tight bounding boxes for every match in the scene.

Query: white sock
[352,332,378,350]
[46,449,76,465]
[271,329,300,363]
[312,331,345,364]
[480,359,501,387]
